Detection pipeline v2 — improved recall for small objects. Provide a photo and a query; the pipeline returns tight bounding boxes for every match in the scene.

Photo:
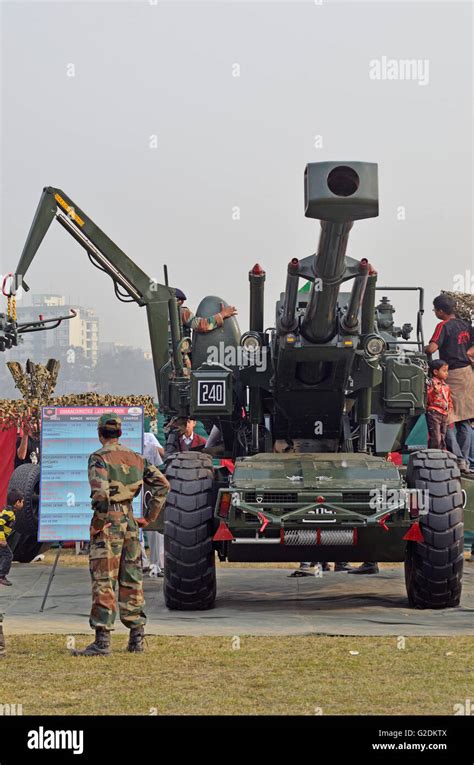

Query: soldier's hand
[165,416,187,435]
[0,540,7,546]
[136,517,149,528]
[91,522,111,536]
[220,304,238,319]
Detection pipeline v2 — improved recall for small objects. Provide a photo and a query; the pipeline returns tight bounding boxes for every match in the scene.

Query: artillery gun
[9,163,465,609]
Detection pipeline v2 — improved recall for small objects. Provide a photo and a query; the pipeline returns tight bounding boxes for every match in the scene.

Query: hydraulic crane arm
[12,187,180,409]
[15,187,158,303]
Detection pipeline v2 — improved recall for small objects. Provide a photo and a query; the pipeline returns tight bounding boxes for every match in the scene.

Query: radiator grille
[244,491,297,504]
[244,514,259,523]
[342,492,372,504]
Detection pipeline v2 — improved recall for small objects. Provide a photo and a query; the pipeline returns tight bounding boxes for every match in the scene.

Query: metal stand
[40,543,62,612]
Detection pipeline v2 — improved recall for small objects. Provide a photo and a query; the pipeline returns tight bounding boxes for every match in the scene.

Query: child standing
[426,359,453,450]
[0,489,24,586]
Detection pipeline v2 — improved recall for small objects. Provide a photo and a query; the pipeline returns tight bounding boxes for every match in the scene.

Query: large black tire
[12,537,50,564]
[8,464,40,537]
[405,449,464,609]
[163,452,216,610]
[7,463,50,563]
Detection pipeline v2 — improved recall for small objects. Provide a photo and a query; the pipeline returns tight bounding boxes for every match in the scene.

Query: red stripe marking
[430,319,448,344]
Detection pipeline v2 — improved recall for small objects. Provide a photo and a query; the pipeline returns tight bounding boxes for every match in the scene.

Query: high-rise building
[68,308,99,365]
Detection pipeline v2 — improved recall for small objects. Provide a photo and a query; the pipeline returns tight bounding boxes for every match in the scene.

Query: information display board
[39,406,144,542]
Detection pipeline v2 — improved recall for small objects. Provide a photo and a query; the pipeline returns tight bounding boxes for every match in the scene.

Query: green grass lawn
[2,635,472,716]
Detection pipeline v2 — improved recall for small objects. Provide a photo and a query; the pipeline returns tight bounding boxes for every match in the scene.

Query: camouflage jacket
[88,443,169,522]
[180,305,223,333]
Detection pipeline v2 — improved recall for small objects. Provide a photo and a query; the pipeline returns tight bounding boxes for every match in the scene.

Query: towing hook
[2,273,14,296]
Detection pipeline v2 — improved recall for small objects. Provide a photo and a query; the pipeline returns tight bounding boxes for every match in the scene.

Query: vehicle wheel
[12,537,50,564]
[8,464,40,537]
[405,449,464,609]
[7,464,47,563]
[163,452,216,610]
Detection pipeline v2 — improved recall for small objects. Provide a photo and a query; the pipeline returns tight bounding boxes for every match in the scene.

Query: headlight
[364,334,386,356]
[240,331,261,352]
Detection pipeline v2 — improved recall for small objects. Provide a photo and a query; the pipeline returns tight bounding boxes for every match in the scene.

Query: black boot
[0,625,6,658]
[334,562,356,572]
[71,627,111,656]
[127,625,145,653]
[349,562,380,575]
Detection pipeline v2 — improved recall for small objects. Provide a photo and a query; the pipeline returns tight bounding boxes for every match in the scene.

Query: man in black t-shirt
[425,294,474,475]
[14,421,40,469]
[427,312,473,369]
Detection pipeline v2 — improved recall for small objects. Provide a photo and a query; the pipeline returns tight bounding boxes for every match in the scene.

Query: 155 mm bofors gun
[9,163,465,611]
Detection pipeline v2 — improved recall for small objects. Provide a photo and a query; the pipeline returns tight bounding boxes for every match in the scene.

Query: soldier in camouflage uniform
[175,288,237,333]
[72,414,169,657]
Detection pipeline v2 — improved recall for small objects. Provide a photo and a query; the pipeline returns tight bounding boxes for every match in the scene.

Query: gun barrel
[341,258,370,333]
[249,263,266,332]
[168,297,184,374]
[300,221,352,343]
[280,258,300,332]
[299,162,378,344]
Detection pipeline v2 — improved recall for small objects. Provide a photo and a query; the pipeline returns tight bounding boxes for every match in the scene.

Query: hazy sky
[1,0,472,354]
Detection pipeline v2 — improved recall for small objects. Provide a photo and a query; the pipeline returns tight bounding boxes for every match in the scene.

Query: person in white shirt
[143,431,165,578]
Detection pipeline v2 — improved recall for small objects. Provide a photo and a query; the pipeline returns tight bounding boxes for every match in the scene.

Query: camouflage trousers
[89,503,146,631]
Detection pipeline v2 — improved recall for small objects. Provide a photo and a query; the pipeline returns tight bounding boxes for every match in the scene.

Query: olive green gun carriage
[8,163,466,609]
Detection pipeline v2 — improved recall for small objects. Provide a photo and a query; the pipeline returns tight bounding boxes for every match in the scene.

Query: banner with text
[39,406,144,542]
